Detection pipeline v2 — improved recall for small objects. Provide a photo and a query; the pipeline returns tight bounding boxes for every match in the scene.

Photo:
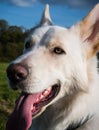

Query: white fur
[9,4,99,130]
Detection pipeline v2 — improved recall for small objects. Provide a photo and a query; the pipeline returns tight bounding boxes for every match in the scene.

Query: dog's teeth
[32,106,36,112]
[36,98,39,103]
[46,88,52,93]
[43,90,49,96]
[43,88,51,95]
[39,94,44,100]
[47,87,52,91]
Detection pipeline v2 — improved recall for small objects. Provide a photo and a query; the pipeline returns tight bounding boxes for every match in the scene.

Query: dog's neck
[65,115,92,130]
[32,95,93,130]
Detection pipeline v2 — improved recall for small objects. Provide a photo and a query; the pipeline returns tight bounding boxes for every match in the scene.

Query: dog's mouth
[6,83,60,130]
[31,84,60,117]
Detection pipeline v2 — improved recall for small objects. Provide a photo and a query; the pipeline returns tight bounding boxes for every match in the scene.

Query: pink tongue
[6,92,41,130]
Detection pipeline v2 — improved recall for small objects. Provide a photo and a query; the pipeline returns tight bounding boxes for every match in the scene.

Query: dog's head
[6,4,99,130]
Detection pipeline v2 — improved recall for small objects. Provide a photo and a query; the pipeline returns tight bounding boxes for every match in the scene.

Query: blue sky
[0,0,98,29]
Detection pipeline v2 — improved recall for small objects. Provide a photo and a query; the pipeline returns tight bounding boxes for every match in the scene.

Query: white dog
[6,4,99,130]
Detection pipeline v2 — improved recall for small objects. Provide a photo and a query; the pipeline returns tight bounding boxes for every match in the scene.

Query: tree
[7,26,24,43]
[0,19,9,34]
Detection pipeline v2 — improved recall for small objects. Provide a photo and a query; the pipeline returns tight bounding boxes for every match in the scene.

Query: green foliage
[0,19,29,62]
[1,26,24,43]
[0,42,23,62]
[0,62,19,130]
[0,19,30,129]
[0,20,9,34]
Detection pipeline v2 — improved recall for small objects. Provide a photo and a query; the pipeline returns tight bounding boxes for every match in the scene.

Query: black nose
[7,63,28,83]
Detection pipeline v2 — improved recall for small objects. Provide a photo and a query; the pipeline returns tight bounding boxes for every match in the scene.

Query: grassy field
[0,62,19,130]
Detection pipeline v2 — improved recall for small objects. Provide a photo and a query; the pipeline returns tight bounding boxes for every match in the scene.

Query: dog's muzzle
[6,63,61,130]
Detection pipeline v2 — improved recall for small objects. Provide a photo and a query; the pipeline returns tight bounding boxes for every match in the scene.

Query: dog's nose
[7,63,28,83]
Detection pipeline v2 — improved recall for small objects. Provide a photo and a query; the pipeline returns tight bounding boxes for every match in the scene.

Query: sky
[0,0,98,29]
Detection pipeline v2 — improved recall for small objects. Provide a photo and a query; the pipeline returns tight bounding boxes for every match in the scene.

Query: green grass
[0,62,19,130]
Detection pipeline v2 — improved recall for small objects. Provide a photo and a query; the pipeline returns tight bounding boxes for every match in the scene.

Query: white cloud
[11,0,35,7]
[0,0,37,7]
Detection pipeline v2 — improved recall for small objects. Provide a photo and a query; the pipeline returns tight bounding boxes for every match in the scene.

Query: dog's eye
[53,47,65,55]
[25,41,32,49]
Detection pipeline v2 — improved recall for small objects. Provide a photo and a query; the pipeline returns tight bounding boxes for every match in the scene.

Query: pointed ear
[40,4,53,26]
[79,4,99,58]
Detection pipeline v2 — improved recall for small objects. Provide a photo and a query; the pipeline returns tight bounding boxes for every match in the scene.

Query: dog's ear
[80,4,99,58]
[40,4,53,26]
